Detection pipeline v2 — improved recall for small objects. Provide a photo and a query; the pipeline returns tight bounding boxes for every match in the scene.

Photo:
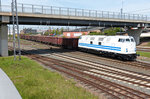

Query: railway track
[60,51,150,70]
[8,46,150,89]
[8,41,150,98]
[46,53,150,89]
[137,47,150,52]
[24,53,150,99]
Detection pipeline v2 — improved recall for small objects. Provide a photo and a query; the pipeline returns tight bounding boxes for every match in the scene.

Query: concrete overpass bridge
[0,3,150,56]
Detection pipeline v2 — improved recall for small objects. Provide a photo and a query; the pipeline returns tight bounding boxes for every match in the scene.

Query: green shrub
[88,32,104,35]
[104,27,123,36]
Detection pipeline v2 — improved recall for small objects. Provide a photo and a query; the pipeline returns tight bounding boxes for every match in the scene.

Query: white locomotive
[78,35,137,60]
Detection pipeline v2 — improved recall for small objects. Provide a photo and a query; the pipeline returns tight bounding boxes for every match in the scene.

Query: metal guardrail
[0,3,148,21]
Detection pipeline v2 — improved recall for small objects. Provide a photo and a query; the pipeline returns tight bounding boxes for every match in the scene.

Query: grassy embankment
[147,42,150,46]
[0,56,98,99]
[142,42,150,47]
[137,51,150,58]
[138,38,150,58]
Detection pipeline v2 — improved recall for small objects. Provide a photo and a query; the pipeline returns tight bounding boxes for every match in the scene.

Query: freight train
[20,35,78,49]
[20,35,137,60]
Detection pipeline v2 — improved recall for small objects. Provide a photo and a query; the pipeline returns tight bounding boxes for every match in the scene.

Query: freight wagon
[20,35,78,49]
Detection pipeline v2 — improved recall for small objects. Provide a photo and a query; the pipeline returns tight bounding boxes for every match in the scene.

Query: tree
[60,27,64,35]
[51,29,56,35]
[104,27,122,36]
[56,28,59,35]
[44,31,50,36]
[88,32,104,35]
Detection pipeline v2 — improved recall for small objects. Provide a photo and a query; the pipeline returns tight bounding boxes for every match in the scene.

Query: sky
[3,0,150,30]
[2,0,150,15]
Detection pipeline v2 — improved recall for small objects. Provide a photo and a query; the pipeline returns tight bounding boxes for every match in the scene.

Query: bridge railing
[0,3,148,21]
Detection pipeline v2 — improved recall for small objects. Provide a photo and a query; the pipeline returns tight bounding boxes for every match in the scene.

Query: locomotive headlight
[126,48,128,52]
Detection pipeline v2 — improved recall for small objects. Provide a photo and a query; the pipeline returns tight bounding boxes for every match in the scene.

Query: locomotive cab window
[131,38,134,42]
[118,39,125,42]
[126,39,130,42]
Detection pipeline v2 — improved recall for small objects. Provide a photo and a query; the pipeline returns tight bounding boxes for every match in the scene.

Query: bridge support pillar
[127,28,143,45]
[0,24,8,57]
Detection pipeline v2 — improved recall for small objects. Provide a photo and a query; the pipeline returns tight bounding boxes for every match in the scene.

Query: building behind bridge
[63,27,105,37]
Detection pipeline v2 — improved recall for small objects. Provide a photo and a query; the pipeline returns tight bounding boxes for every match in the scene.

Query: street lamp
[120,0,124,18]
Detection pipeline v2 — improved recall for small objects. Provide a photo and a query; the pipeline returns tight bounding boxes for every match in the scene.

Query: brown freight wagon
[57,37,63,46]
[24,35,27,39]
[40,36,46,43]
[20,35,24,39]
[33,36,38,41]
[45,36,51,44]
[29,36,32,40]
[51,37,58,45]
[21,35,79,50]
[31,36,35,41]
[42,36,46,43]
[36,36,43,42]
[48,37,53,44]
[34,36,39,41]
[25,35,30,40]
[62,38,78,49]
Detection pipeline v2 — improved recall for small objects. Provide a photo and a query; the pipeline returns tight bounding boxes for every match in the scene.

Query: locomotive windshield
[126,39,130,42]
[118,39,125,42]
[118,38,134,43]
[131,38,134,42]
[118,38,135,43]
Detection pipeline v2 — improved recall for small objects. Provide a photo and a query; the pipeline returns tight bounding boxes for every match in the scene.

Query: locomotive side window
[90,37,95,40]
[86,37,89,40]
[98,38,104,41]
[118,39,125,42]
[106,38,111,42]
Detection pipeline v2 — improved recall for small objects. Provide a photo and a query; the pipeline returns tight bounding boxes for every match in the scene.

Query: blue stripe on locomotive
[79,43,121,51]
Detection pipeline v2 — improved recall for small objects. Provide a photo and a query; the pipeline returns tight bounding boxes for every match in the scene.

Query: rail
[0,3,149,21]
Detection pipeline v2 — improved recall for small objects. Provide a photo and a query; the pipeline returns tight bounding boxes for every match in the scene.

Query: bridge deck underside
[0,12,147,27]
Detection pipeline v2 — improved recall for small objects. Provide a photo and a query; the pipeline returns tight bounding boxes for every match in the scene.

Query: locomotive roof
[81,35,133,38]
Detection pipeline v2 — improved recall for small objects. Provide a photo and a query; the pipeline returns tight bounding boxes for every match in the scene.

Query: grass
[137,51,150,58]
[140,37,150,47]
[148,42,150,46]
[0,56,98,99]
[142,42,150,47]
